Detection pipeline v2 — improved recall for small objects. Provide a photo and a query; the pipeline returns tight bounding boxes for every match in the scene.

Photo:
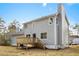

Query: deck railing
[16,36,46,49]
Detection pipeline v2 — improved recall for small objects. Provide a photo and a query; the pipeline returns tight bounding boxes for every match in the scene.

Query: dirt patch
[0,45,79,56]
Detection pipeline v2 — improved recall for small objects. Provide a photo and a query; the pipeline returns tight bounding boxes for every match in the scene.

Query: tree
[73,24,79,34]
[73,24,79,29]
[8,19,21,33]
[0,17,5,34]
[0,17,7,45]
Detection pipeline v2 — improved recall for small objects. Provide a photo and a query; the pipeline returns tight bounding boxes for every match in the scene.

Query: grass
[0,45,79,56]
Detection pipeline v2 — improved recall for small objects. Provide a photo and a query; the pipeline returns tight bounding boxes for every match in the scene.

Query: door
[32,33,36,42]
[33,33,36,38]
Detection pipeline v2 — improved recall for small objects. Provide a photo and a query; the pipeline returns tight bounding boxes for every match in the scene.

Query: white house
[69,26,79,44]
[23,4,69,49]
[8,31,24,46]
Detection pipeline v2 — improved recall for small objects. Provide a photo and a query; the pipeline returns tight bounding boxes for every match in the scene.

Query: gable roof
[7,31,24,37]
[23,13,69,26]
[23,13,56,25]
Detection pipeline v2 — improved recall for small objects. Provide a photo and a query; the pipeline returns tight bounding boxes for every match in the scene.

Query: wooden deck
[16,36,45,49]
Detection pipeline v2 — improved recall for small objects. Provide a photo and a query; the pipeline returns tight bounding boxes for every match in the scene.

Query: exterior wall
[23,17,57,49]
[62,16,69,47]
[57,4,69,48]
[56,14,62,47]
[11,36,17,46]
[60,7,69,48]
[56,14,69,48]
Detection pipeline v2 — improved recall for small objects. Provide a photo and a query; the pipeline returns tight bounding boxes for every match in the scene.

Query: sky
[0,3,79,27]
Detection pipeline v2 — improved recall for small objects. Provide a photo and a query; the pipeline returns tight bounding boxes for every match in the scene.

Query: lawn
[0,45,79,56]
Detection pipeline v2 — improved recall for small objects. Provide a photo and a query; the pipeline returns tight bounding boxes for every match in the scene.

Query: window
[49,18,53,24]
[50,18,53,22]
[26,34,30,38]
[41,32,47,39]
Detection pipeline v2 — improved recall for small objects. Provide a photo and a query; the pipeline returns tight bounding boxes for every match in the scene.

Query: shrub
[1,39,11,46]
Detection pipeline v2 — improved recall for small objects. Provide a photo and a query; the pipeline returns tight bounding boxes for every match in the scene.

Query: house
[22,4,69,49]
[8,23,24,46]
[69,27,79,44]
[70,35,79,45]
[8,31,24,46]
